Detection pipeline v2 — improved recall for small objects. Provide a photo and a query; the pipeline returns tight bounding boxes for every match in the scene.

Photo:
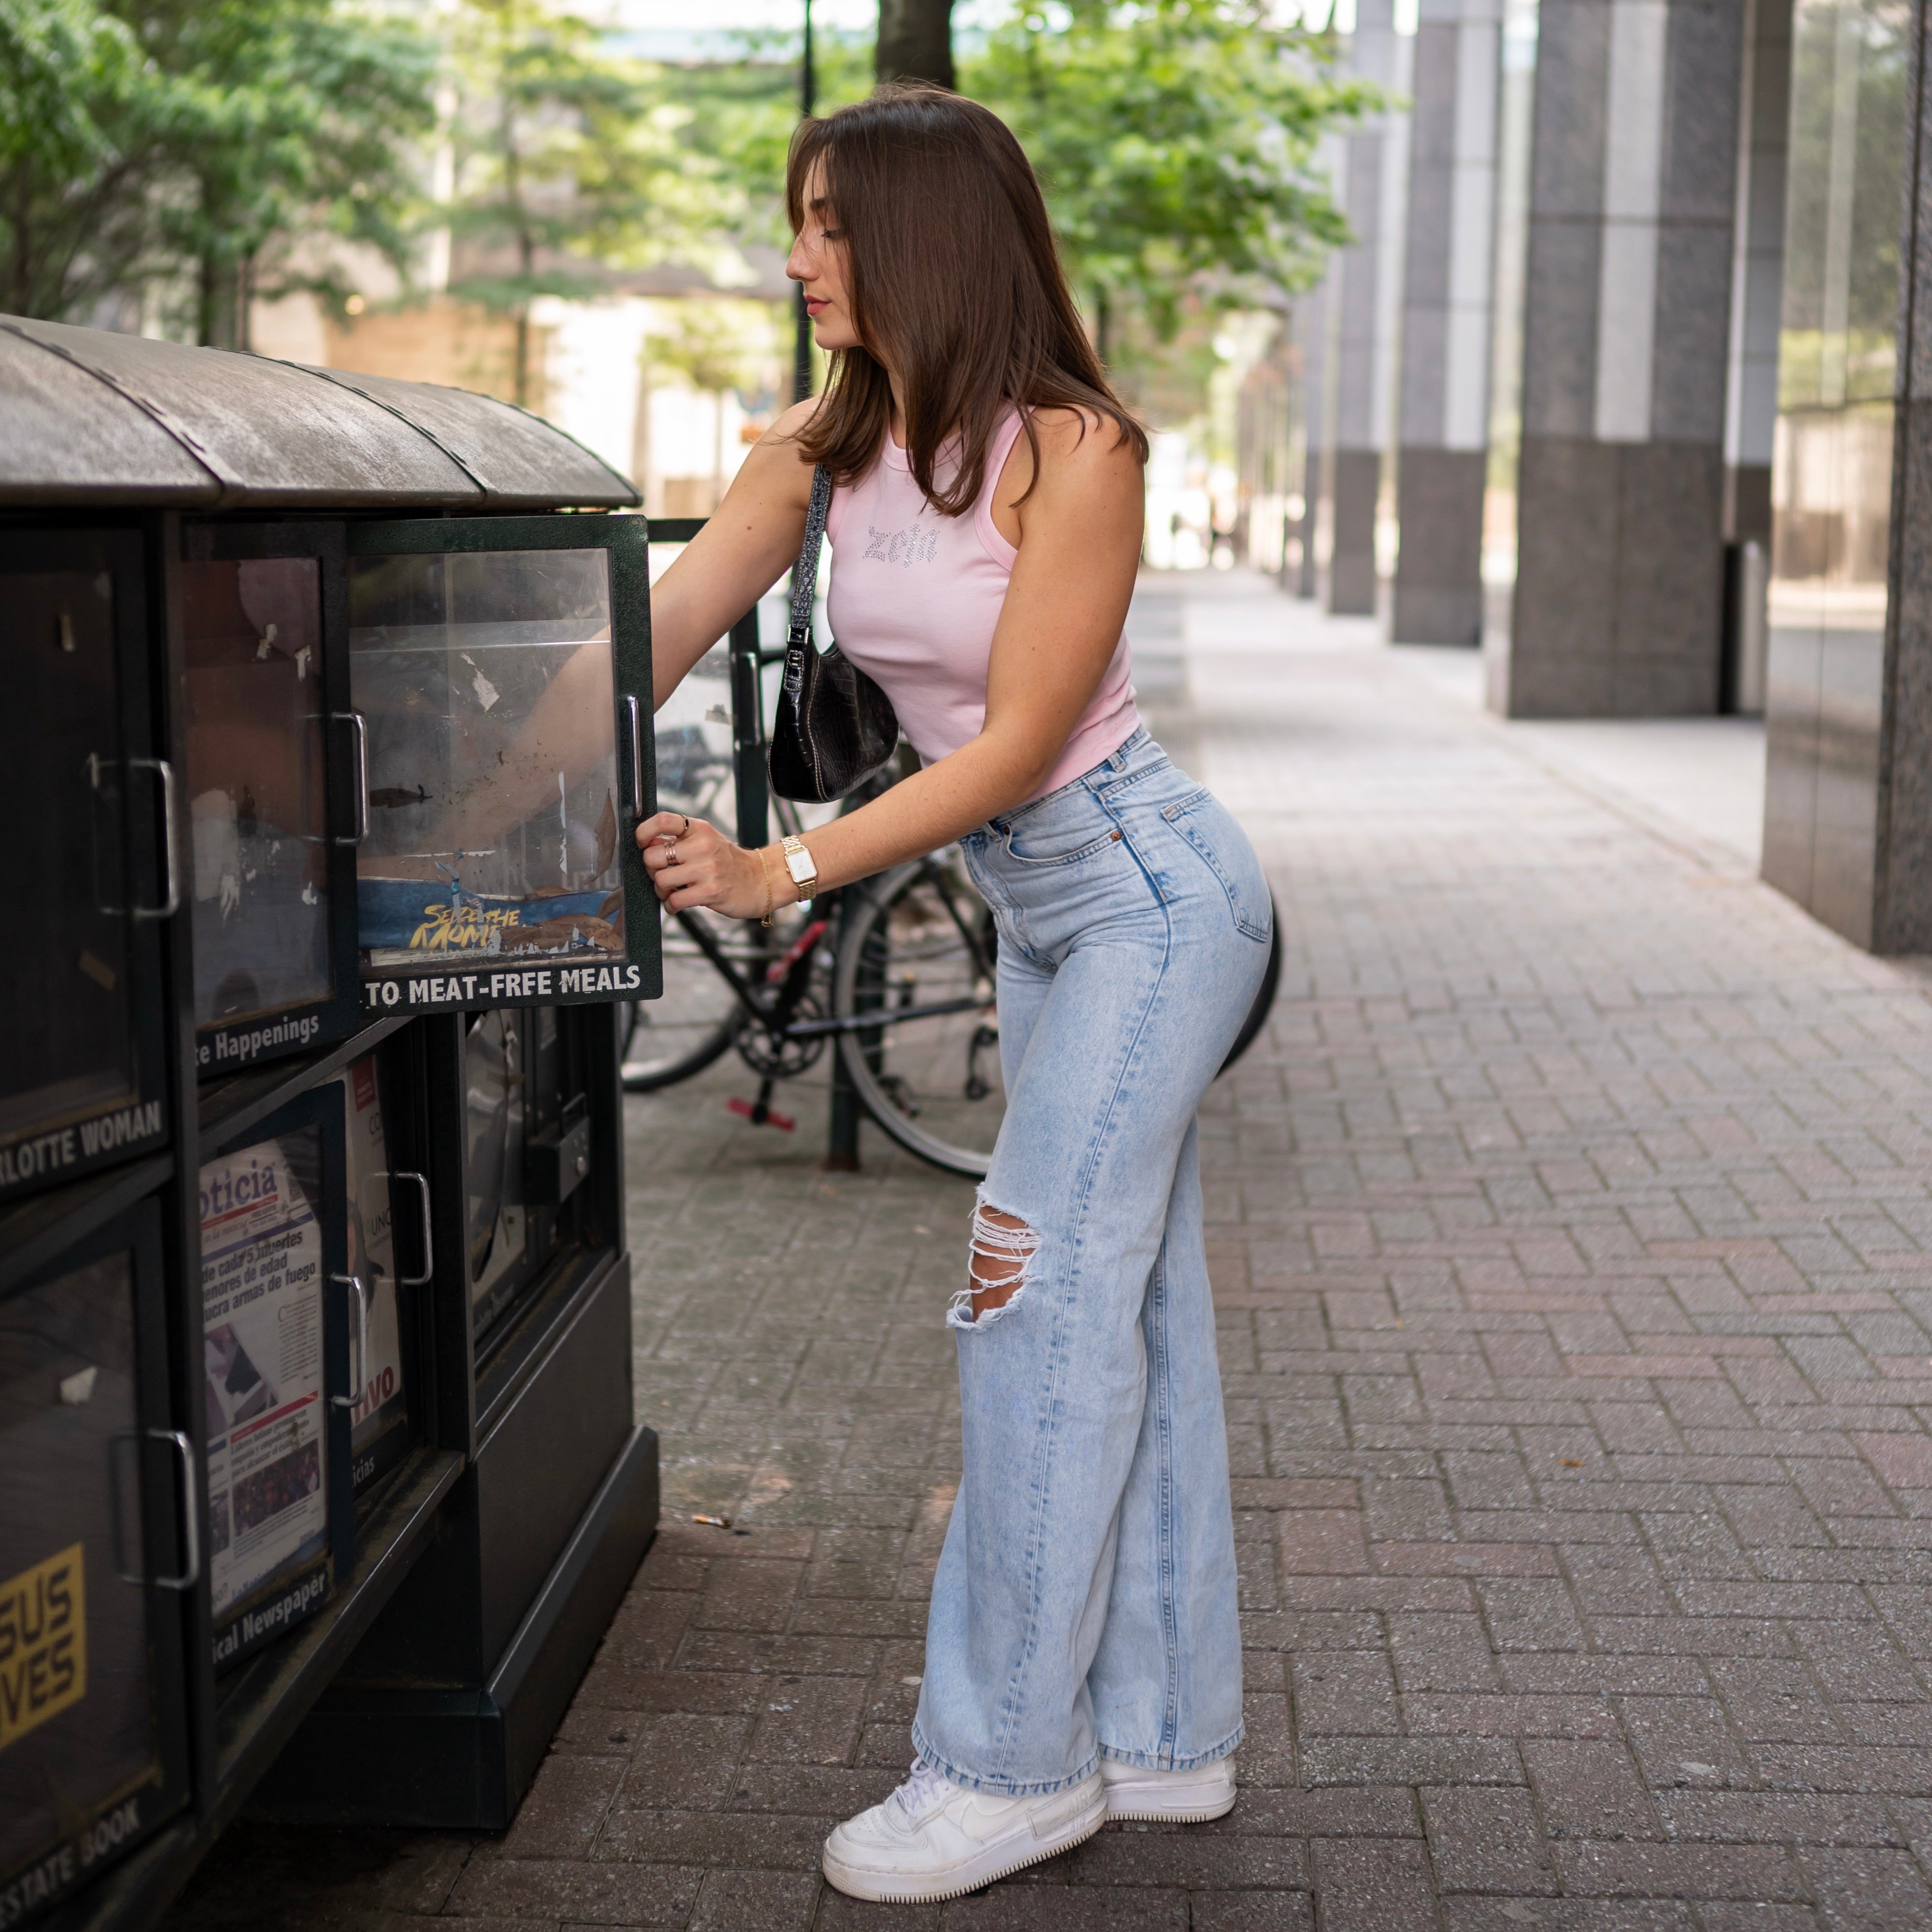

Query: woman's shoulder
[757,398,887,491]
[753,398,828,472]
[1026,404,1141,465]
[1009,405,1144,499]
[768,398,824,443]
[728,399,824,512]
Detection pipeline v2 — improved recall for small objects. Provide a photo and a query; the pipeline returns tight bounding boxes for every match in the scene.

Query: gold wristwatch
[781,834,819,901]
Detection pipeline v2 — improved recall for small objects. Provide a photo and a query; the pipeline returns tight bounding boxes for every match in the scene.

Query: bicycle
[620,539,1282,1180]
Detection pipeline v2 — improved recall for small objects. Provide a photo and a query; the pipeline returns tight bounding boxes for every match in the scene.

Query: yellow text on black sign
[0,1544,86,1752]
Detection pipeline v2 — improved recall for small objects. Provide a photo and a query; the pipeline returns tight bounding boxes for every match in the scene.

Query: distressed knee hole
[948,1195,1041,1332]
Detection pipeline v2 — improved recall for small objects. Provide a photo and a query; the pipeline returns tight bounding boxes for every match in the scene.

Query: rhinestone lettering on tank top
[862,521,940,568]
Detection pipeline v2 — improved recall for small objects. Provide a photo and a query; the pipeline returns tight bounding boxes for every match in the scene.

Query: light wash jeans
[911,727,1271,1796]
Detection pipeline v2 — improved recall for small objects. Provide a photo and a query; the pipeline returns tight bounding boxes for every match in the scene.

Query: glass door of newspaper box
[182,521,364,1079]
[346,517,657,1017]
[463,1003,594,1349]
[199,1085,354,1675]
[0,1197,192,1928]
[332,1041,428,1499]
[0,529,173,1208]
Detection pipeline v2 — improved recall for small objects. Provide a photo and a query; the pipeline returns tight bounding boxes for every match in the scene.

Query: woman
[637,85,1271,1905]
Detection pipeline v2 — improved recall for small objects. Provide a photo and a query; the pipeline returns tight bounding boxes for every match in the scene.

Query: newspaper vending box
[0,315,658,1932]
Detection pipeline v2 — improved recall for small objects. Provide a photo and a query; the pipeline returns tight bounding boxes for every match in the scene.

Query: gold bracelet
[756,844,776,927]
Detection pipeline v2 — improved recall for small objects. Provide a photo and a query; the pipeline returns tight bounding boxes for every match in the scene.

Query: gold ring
[680,814,692,837]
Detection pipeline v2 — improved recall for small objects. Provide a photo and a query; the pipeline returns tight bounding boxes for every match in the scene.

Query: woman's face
[787,160,862,355]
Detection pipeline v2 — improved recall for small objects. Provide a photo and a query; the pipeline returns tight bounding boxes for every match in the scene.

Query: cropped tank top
[824,406,1140,801]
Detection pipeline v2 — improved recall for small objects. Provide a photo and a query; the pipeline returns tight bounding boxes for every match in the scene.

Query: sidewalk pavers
[169,580,1932,1929]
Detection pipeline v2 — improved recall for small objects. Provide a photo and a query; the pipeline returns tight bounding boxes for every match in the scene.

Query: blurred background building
[8,0,1932,953]
[1232,0,1932,958]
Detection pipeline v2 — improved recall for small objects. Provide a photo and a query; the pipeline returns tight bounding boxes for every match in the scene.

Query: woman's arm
[375,406,818,876]
[642,407,1145,918]
[649,399,819,709]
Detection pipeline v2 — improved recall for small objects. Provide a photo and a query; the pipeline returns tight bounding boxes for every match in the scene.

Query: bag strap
[783,465,834,704]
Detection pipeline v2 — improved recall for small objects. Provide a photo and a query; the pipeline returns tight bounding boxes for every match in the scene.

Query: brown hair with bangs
[785,83,1148,516]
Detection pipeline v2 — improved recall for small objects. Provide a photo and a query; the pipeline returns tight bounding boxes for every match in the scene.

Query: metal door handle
[332,710,369,846]
[152,1429,199,1591]
[395,1171,433,1286]
[623,695,643,823]
[114,756,180,921]
[331,1273,369,1409]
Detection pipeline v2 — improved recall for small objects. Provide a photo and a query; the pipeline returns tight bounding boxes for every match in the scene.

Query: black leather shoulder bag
[767,463,900,803]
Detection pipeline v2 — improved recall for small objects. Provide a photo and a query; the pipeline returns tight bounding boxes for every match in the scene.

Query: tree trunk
[1095,287,1110,367]
[198,248,218,348]
[504,74,531,407]
[876,0,954,88]
[236,254,254,353]
[514,219,535,408]
[630,348,653,511]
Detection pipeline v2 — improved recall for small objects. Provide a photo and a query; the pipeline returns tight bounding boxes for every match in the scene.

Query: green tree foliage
[0,0,175,320]
[668,27,874,254]
[117,0,437,347]
[444,0,740,405]
[964,0,1369,356]
[0,0,434,341]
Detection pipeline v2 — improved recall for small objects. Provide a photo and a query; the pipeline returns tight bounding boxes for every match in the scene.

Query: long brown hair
[785,84,1147,516]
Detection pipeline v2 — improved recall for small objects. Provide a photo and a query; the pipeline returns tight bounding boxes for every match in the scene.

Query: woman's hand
[637,811,779,921]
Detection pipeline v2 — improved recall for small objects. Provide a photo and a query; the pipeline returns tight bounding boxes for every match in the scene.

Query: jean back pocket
[1161,792,1271,941]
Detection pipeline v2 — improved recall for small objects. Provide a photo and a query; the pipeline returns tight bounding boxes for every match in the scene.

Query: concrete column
[1393,0,1503,644]
[1723,0,1793,549]
[1492,0,1744,717]
[1760,0,1919,951]
[1323,0,1412,615]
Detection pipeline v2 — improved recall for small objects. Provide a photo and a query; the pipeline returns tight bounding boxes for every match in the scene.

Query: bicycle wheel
[1221,898,1283,1075]
[619,915,741,1090]
[625,700,831,1092]
[833,858,1002,1178]
[835,878,1282,1179]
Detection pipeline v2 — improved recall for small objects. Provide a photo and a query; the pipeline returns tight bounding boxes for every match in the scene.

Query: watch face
[785,849,815,884]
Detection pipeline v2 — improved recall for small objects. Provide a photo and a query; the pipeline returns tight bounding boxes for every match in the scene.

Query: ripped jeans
[912,728,1272,1796]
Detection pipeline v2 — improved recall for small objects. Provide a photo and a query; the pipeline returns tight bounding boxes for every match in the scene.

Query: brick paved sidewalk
[174,578,1932,1929]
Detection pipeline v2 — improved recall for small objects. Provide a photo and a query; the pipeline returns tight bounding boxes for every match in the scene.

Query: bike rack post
[728,602,863,1169]
[728,609,768,850]
[825,892,864,1172]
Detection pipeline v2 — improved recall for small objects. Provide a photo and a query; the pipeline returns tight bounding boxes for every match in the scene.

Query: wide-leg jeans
[911,728,1272,1796]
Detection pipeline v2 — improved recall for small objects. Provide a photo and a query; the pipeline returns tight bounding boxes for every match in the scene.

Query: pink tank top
[824,407,1140,801]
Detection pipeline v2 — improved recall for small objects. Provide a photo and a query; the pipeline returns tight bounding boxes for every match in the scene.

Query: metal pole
[728,611,768,850]
[793,0,815,408]
[783,0,860,1170]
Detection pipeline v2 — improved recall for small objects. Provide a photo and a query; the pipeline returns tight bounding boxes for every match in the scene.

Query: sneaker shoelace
[886,1758,951,1828]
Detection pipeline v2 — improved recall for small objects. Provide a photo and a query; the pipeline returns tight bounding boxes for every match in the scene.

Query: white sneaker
[822,1759,1107,1904]
[1100,1754,1237,1823]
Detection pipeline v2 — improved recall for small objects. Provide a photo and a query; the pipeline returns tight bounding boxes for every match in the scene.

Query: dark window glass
[1779,0,1836,409]
[0,572,137,1146]
[183,559,332,1029]
[1843,0,1910,402]
[0,1253,158,1877]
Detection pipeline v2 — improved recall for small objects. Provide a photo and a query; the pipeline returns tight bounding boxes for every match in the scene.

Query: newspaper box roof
[0,314,639,512]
